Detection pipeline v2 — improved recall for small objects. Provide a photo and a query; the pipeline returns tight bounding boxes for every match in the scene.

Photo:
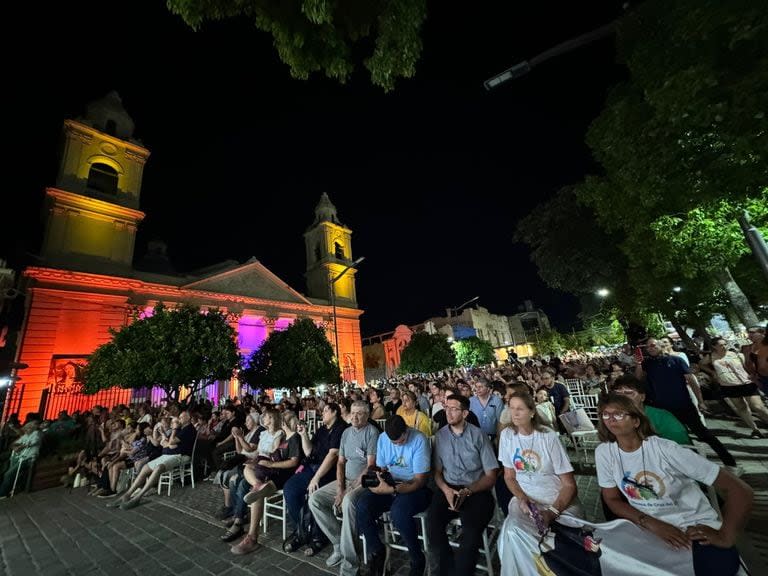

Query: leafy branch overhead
[166,0,427,91]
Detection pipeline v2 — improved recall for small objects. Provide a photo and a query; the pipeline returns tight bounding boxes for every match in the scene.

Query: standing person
[469,377,505,440]
[428,394,498,576]
[356,415,431,576]
[309,401,379,574]
[636,338,736,467]
[710,337,768,438]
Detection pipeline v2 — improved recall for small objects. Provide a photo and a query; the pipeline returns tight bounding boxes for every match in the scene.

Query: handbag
[537,522,603,576]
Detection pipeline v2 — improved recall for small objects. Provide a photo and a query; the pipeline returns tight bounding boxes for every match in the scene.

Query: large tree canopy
[83,304,240,402]
[240,318,341,390]
[399,331,456,374]
[166,0,427,91]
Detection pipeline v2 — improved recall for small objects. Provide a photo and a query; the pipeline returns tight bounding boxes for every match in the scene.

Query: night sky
[6,1,627,336]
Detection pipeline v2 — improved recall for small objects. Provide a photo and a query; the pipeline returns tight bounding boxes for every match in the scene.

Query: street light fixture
[484,19,617,90]
[596,288,610,298]
[329,256,365,377]
[450,296,479,318]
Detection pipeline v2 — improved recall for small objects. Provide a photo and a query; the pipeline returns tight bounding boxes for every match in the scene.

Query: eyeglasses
[600,411,629,421]
[612,389,637,396]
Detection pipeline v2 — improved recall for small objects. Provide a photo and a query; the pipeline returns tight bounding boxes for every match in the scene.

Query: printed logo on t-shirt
[620,470,666,500]
[513,447,541,473]
[388,454,407,469]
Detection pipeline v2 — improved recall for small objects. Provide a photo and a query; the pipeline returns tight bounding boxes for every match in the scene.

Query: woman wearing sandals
[230,411,303,555]
[220,409,284,542]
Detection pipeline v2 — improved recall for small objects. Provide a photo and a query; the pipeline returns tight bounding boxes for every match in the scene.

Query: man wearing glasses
[428,394,498,576]
[610,374,691,445]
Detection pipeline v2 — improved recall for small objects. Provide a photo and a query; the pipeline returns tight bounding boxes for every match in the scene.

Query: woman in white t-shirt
[497,393,582,575]
[597,393,752,575]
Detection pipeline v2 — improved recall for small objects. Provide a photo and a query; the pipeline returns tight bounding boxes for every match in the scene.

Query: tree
[398,332,456,374]
[514,186,627,297]
[453,336,495,368]
[573,1,768,326]
[532,329,566,357]
[83,303,240,402]
[166,0,427,92]
[240,318,340,390]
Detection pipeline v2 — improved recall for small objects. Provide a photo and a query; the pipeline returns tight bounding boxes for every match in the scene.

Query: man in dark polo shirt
[637,337,736,466]
[282,403,348,551]
[428,394,498,576]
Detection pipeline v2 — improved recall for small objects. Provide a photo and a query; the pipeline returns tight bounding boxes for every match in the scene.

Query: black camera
[362,466,396,489]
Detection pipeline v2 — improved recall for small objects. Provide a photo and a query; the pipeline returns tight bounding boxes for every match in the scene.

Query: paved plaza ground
[1,413,767,575]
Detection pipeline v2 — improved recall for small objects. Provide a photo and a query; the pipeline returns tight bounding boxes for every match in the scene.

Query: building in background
[363,301,549,377]
[2,93,363,422]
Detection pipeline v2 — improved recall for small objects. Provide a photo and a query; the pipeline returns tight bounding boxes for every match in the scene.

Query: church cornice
[46,188,146,222]
[64,119,150,162]
[23,267,363,318]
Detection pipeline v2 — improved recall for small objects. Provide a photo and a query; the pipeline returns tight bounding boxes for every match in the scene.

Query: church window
[334,241,345,259]
[315,244,322,262]
[86,162,118,195]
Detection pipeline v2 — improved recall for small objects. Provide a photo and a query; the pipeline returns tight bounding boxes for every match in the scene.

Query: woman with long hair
[498,392,582,575]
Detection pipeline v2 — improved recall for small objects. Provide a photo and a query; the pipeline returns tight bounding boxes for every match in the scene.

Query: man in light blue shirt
[356,415,431,576]
[469,377,504,438]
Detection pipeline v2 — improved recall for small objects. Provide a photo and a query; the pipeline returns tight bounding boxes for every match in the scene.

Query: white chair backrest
[559,408,596,434]
[564,378,586,396]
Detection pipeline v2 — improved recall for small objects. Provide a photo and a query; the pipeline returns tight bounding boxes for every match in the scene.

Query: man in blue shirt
[469,377,505,438]
[356,415,431,576]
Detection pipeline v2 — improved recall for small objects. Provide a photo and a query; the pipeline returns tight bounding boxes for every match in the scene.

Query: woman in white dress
[597,393,752,575]
[498,392,583,575]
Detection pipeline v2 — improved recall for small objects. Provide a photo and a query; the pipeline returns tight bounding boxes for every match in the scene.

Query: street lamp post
[450,296,479,318]
[329,257,365,378]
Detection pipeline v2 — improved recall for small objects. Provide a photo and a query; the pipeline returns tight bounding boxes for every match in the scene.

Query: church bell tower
[304,193,359,307]
[40,91,148,274]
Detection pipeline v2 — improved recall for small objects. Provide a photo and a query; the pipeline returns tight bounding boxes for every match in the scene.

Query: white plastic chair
[157,433,198,495]
[382,510,429,574]
[447,517,499,575]
[263,489,288,541]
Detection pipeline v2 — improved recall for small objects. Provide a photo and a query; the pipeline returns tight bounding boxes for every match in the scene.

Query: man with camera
[356,415,431,576]
[428,394,498,576]
[308,401,379,574]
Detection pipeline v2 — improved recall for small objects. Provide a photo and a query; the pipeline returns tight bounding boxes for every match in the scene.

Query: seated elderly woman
[497,392,583,575]
[594,393,752,576]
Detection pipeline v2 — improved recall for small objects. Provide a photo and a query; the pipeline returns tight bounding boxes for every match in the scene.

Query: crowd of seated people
[1,332,763,575]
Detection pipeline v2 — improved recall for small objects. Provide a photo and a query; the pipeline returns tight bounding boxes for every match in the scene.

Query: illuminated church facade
[4,92,364,420]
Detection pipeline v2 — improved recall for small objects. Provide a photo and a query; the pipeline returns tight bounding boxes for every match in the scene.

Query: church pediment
[182,259,311,304]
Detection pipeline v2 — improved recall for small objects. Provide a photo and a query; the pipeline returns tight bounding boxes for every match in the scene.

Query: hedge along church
[4,92,364,421]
